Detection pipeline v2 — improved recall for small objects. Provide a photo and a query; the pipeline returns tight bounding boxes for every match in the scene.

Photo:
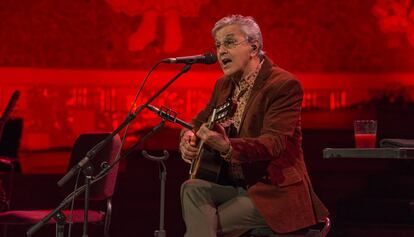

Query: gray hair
[211,15,265,58]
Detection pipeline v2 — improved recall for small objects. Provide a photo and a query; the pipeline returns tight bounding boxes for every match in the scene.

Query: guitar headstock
[210,98,237,124]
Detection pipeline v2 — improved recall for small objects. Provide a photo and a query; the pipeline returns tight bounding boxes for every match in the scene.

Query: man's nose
[217,46,228,56]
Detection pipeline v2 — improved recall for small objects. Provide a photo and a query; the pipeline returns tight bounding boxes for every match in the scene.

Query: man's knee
[181,179,210,193]
[181,179,212,202]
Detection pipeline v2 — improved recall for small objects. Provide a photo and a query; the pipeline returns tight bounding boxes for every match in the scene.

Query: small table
[323,148,414,159]
[322,147,414,230]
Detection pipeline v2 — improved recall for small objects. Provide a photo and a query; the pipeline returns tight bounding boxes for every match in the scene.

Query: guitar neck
[206,109,216,129]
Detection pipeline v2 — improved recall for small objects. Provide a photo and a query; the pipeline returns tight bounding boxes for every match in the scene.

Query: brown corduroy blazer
[190,56,329,233]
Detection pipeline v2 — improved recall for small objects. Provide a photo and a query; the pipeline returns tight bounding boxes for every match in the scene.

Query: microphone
[146,104,193,130]
[162,52,217,64]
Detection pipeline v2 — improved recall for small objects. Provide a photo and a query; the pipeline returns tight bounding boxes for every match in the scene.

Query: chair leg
[104,197,112,237]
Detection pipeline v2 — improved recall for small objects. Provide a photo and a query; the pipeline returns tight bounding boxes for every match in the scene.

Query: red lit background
[1,0,414,149]
[1,1,414,237]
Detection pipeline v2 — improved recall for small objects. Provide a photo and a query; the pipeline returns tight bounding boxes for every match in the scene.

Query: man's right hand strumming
[179,130,198,164]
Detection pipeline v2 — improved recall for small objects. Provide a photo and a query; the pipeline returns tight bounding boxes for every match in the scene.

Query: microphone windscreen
[203,52,218,64]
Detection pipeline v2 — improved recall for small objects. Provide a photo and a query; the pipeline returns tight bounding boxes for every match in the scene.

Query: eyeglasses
[215,38,248,50]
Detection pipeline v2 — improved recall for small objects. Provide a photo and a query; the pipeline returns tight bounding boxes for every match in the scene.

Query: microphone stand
[82,164,93,237]
[57,63,192,188]
[54,211,66,237]
[144,151,167,237]
[27,63,192,237]
[142,147,169,237]
[26,119,167,237]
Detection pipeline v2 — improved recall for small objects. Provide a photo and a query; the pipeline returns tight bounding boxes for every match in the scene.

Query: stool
[246,217,331,237]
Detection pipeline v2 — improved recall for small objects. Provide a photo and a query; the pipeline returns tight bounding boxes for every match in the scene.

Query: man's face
[214,24,252,77]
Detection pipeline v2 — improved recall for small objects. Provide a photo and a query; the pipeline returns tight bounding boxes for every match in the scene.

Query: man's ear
[250,44,258,57]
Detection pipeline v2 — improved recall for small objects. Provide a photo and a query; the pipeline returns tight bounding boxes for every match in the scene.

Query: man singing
[179,15,329,237]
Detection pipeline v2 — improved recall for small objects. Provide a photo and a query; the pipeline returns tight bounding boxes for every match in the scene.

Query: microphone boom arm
[30,63,194,237]
[57,63,192,187]
[146,104,193,130]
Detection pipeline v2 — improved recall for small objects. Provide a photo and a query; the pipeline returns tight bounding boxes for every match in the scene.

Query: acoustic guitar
[189,99,236,183]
